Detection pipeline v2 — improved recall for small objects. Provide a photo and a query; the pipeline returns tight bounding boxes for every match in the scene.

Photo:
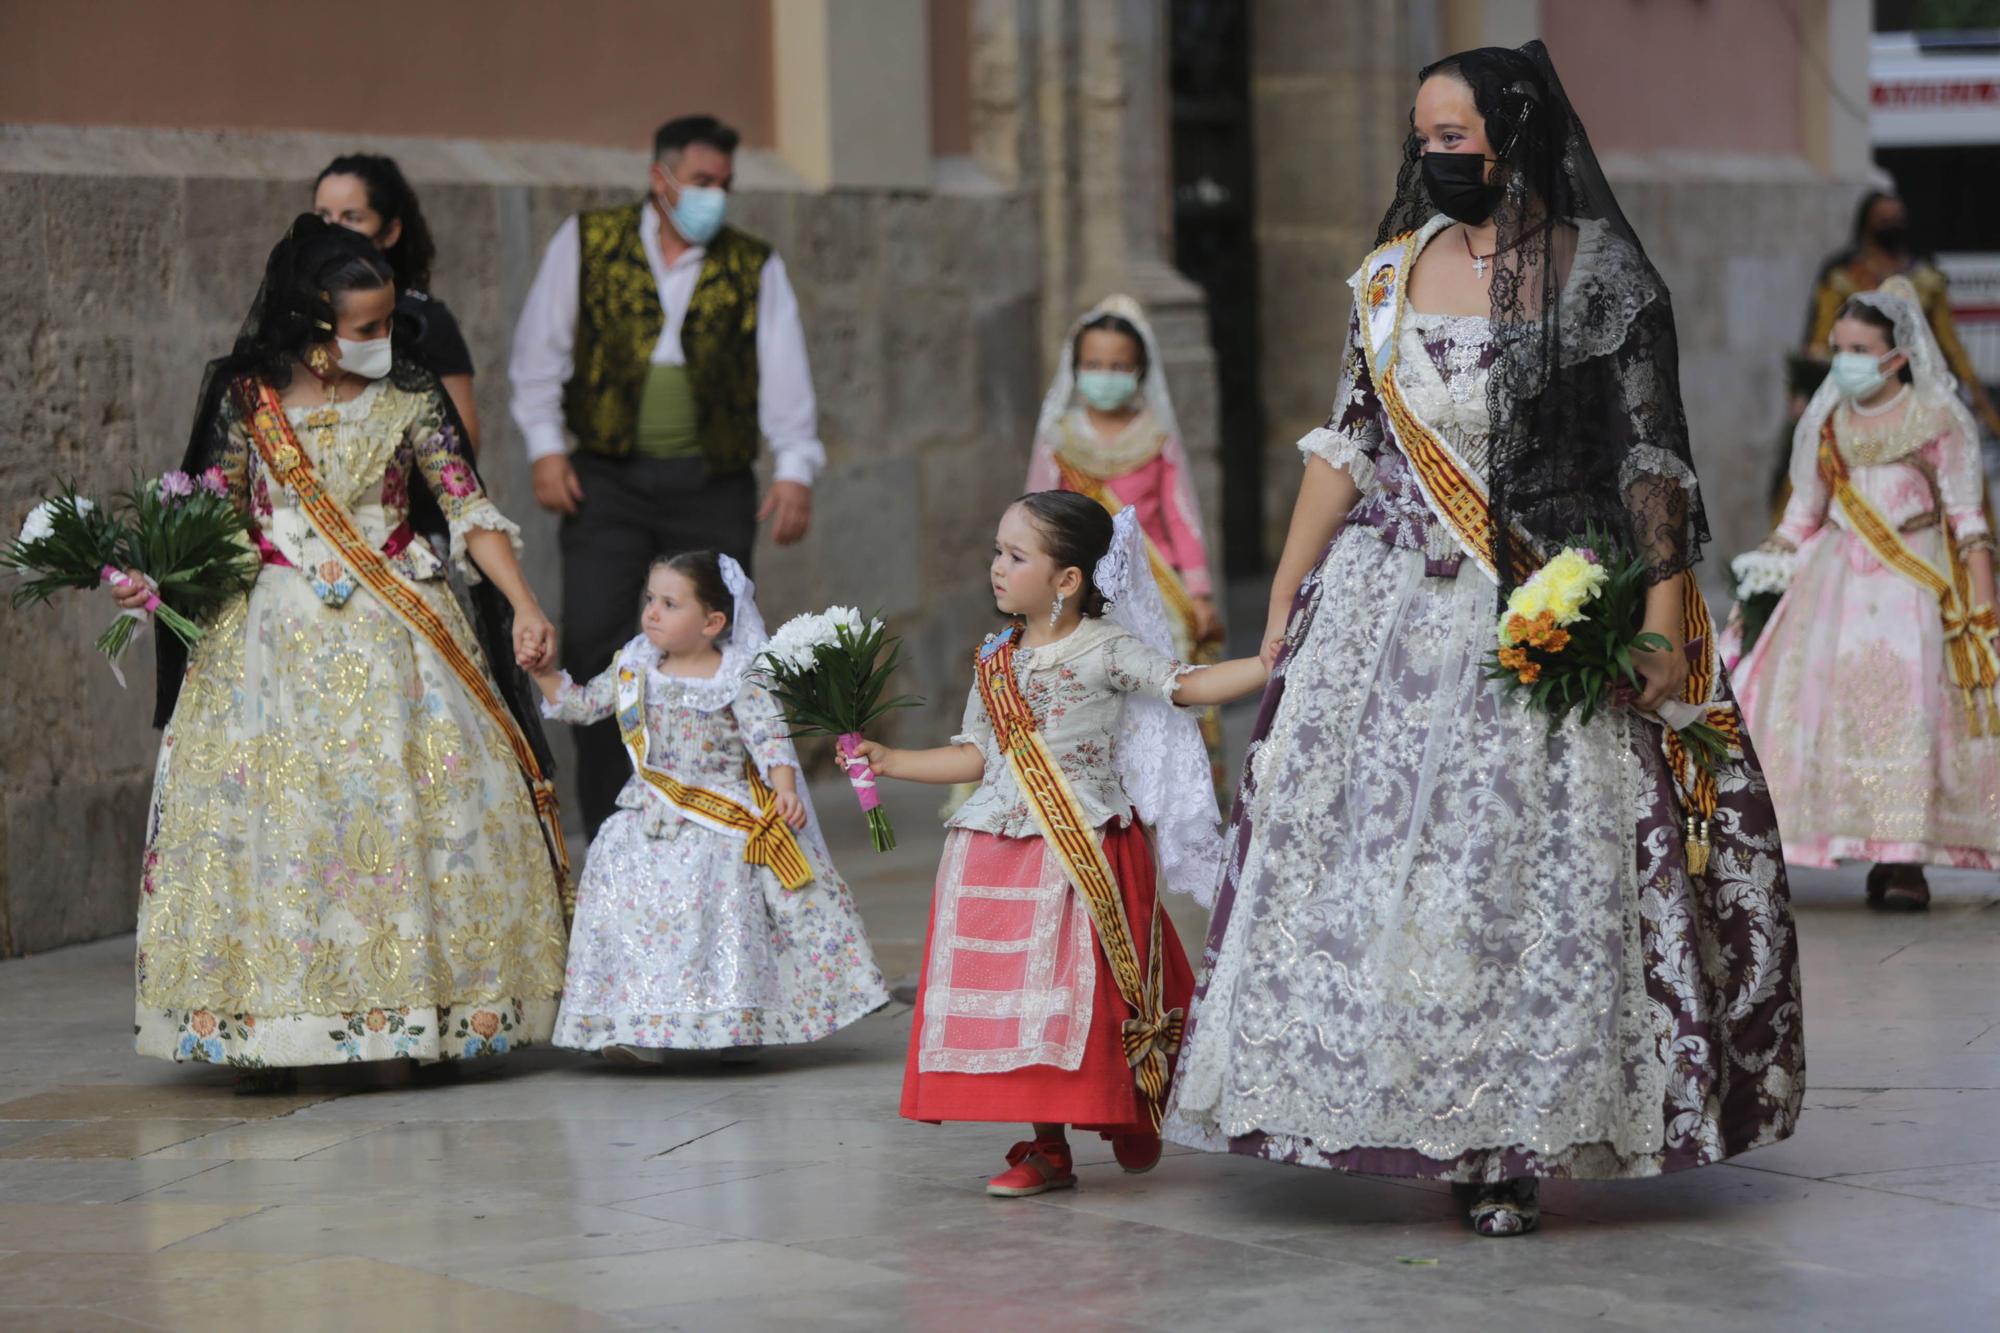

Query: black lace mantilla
[1376,40,1709,594]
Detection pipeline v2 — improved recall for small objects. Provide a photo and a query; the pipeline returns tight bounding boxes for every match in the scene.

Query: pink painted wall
[1539,0,1807,157]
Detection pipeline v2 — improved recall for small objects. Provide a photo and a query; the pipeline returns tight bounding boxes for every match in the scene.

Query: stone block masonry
[0,127,1044,957]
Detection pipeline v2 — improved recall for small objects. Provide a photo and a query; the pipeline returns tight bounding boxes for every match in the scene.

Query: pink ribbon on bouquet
[97,566,160,689]
[101,566,162,614]
[836,732,882,813]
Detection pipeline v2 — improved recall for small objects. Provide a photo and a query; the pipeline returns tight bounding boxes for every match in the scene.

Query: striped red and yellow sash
[1820,418,1999,735]
[236,378,573,910]
[613,663,813,890]
[975,626,1180,1127]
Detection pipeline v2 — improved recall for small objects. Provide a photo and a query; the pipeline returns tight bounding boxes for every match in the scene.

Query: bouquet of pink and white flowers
[3,469,259,681]
[755,607,921,851]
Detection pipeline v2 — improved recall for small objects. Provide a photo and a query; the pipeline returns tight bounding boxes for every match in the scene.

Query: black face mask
[1421,152,1502,225]
[1869,225,1909,254]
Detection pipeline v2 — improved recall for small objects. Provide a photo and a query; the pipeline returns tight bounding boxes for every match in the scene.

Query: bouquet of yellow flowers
[1486,534,1729,771]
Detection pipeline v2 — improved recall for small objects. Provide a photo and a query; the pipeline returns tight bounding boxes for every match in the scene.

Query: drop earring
[1049,590,1066,627]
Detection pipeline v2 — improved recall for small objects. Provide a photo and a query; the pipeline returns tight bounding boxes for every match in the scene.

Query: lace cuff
[538,671,578,719]
[1298,425,1376,491]
[448,502,524,584]
[1619,444,1698,496]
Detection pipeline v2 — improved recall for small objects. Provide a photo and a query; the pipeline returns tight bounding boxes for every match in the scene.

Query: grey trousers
[560,454,757,837]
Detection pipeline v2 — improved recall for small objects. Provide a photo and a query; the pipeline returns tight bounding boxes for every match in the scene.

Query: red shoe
[1108,1131,1163,1174]
[986,1139,1076,1197]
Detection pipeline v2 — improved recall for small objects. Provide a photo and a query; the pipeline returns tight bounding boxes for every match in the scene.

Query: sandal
[1466,1178,1540,1237]
[232,1068,297,1096]
[986,1138,1076,1197]
[601,1044,663,1066]
[1108,1131,1163,1174]
[1868,863,1930,912]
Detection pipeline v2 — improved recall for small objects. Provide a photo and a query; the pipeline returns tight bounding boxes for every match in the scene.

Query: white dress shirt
[508,200,825,486]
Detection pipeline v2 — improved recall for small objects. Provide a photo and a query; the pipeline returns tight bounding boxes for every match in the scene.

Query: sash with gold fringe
[235,378,574,909]
[612,655,813,890]
[1352,227,1738,873]
[1819,417,1999,735]
[974,624,1180,1128]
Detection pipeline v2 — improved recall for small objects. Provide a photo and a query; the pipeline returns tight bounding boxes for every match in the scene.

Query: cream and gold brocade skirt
[135,569,567,1067]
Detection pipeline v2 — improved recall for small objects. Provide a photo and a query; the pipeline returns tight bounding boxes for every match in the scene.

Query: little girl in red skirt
[849,492,1266,1196]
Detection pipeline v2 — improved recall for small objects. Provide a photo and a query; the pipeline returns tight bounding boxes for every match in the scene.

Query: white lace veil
[1034,293,1181,445]
[1791,274,1980,494]
[1094,507,1226,906]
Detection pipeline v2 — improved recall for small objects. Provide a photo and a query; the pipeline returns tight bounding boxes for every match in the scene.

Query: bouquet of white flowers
[4,470,258,683]
[1723,545,1795,661]
[755,607,920,851]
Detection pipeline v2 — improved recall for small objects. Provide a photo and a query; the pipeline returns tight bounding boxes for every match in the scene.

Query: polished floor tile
[0,776,1991,1329]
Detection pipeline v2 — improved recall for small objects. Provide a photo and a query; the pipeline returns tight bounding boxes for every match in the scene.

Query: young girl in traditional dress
[1733,278,1998,910]
[1027,296,1221,654]
[1164,44,1804,1238]
[848,493,1265,1197]
[532,551,889,1060]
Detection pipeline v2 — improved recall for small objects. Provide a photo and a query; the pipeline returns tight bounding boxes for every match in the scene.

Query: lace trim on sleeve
[1619,443,1698,496]
[1299,424,1377,491]
[447,502,524,583]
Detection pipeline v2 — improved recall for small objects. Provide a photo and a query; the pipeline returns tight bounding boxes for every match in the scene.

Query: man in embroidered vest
[510,113,823,837]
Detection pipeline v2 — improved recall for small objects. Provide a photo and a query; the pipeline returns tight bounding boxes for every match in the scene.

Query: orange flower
[190,1009,217,1038]
[1504,614,1532,645]
[469,1010,501,1039]
[1516,662,1542,684]
[1497,646,1529,671]
[364,1009,387,1032]
[1542,626,1571,653]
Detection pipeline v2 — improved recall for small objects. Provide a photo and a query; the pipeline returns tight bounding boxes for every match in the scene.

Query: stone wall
[0,126,1042,957]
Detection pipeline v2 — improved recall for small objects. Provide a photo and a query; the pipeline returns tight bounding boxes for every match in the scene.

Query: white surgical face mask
[336,335,394,381]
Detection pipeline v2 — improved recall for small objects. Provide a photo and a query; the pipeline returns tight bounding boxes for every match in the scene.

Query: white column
[773,0,933,190]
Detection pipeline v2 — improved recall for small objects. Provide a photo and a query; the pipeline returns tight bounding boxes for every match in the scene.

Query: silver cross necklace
[1462,226,1495,278]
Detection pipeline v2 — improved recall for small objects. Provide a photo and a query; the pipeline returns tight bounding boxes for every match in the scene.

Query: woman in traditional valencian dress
[121,217,569,1087]
[1166,44,1804,1237]
[1734,278,1998,910]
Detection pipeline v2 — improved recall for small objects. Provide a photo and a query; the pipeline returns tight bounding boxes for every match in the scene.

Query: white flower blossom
[1730,548,1795,599]
[18,501,60,545]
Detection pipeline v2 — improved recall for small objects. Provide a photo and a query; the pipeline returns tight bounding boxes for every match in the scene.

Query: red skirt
[900,820,1194,1133]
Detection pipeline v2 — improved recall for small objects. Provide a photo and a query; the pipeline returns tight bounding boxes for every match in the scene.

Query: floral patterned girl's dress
[136,376,569,1067]
[540,636,891,1051]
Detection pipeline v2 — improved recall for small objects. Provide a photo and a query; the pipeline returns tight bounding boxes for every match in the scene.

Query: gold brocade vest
[562,202,769,475]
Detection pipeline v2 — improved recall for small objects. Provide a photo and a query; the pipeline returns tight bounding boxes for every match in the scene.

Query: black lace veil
[1377,40,1708,594]
[156,215,555,782]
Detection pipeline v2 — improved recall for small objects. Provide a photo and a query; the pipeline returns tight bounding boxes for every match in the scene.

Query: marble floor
[1,766,1997,1331]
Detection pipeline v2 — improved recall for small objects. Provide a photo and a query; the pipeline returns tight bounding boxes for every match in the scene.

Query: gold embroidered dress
[136,378,568,1067]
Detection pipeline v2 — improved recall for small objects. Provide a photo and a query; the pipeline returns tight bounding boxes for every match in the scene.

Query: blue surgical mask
[1829,349,1896,400]
[1076,370,1139,411]
[661,173,727,245]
